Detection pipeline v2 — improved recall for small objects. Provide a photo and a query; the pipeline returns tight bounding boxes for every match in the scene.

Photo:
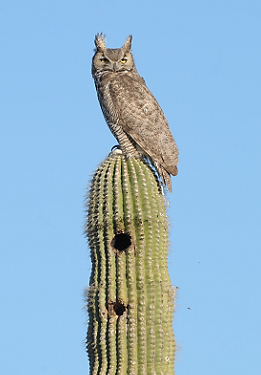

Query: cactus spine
[86,152,175,374]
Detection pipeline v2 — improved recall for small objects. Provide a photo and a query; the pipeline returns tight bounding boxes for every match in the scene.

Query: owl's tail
[161,167,172,193]
[156,164,178,193]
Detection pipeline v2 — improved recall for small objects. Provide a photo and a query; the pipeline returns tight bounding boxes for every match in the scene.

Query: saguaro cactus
[85,151,175,374]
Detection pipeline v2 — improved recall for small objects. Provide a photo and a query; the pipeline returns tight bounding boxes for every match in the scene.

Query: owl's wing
[115,76,179,176]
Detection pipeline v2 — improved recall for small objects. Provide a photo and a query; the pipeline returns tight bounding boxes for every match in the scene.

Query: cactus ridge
[86,153,175,374]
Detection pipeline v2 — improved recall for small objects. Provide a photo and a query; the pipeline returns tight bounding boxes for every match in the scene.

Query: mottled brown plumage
[92,33,179,192]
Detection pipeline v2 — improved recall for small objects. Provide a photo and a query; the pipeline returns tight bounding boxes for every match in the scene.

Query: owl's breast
[99,73,157,122]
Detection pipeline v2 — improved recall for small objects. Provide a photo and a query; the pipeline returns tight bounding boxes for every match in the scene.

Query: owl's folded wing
[117,80,179,176]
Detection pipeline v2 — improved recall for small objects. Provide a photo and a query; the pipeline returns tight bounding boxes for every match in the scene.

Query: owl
[92,33,179,192]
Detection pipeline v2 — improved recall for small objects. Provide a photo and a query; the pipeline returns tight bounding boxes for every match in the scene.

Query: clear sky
[1,1,260,374]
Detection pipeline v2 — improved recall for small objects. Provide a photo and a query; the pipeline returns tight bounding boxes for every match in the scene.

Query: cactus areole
[86,152,175,374]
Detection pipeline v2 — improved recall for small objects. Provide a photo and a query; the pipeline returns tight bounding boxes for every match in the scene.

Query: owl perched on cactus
[92,33,179,192]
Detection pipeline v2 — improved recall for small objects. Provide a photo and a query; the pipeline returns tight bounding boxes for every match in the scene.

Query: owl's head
[92,34,135,77]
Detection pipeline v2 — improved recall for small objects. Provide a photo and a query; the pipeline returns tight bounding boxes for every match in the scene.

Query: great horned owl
[92,33,179,192]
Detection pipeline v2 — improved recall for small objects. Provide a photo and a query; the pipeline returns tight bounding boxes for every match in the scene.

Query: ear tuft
[94,33,106,51]
[122,35,132,52]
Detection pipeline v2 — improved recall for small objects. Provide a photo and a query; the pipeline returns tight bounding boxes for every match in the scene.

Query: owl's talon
[111,145,121,152]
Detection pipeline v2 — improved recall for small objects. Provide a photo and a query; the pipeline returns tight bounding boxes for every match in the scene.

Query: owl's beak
[113,63,117,72]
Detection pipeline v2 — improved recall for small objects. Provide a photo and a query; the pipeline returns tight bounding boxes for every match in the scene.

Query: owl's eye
[100,57,108,63]
[121,58,127,64]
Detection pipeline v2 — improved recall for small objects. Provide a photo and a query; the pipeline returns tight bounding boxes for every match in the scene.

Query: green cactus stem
[85,151,175,374]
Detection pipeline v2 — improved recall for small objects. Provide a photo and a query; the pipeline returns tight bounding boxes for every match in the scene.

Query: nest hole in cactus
[108,299,128,317]
[111,232,132,252]
[114,300,127,316]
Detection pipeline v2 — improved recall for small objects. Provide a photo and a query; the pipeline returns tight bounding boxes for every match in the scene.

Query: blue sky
[1,1,260,374]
